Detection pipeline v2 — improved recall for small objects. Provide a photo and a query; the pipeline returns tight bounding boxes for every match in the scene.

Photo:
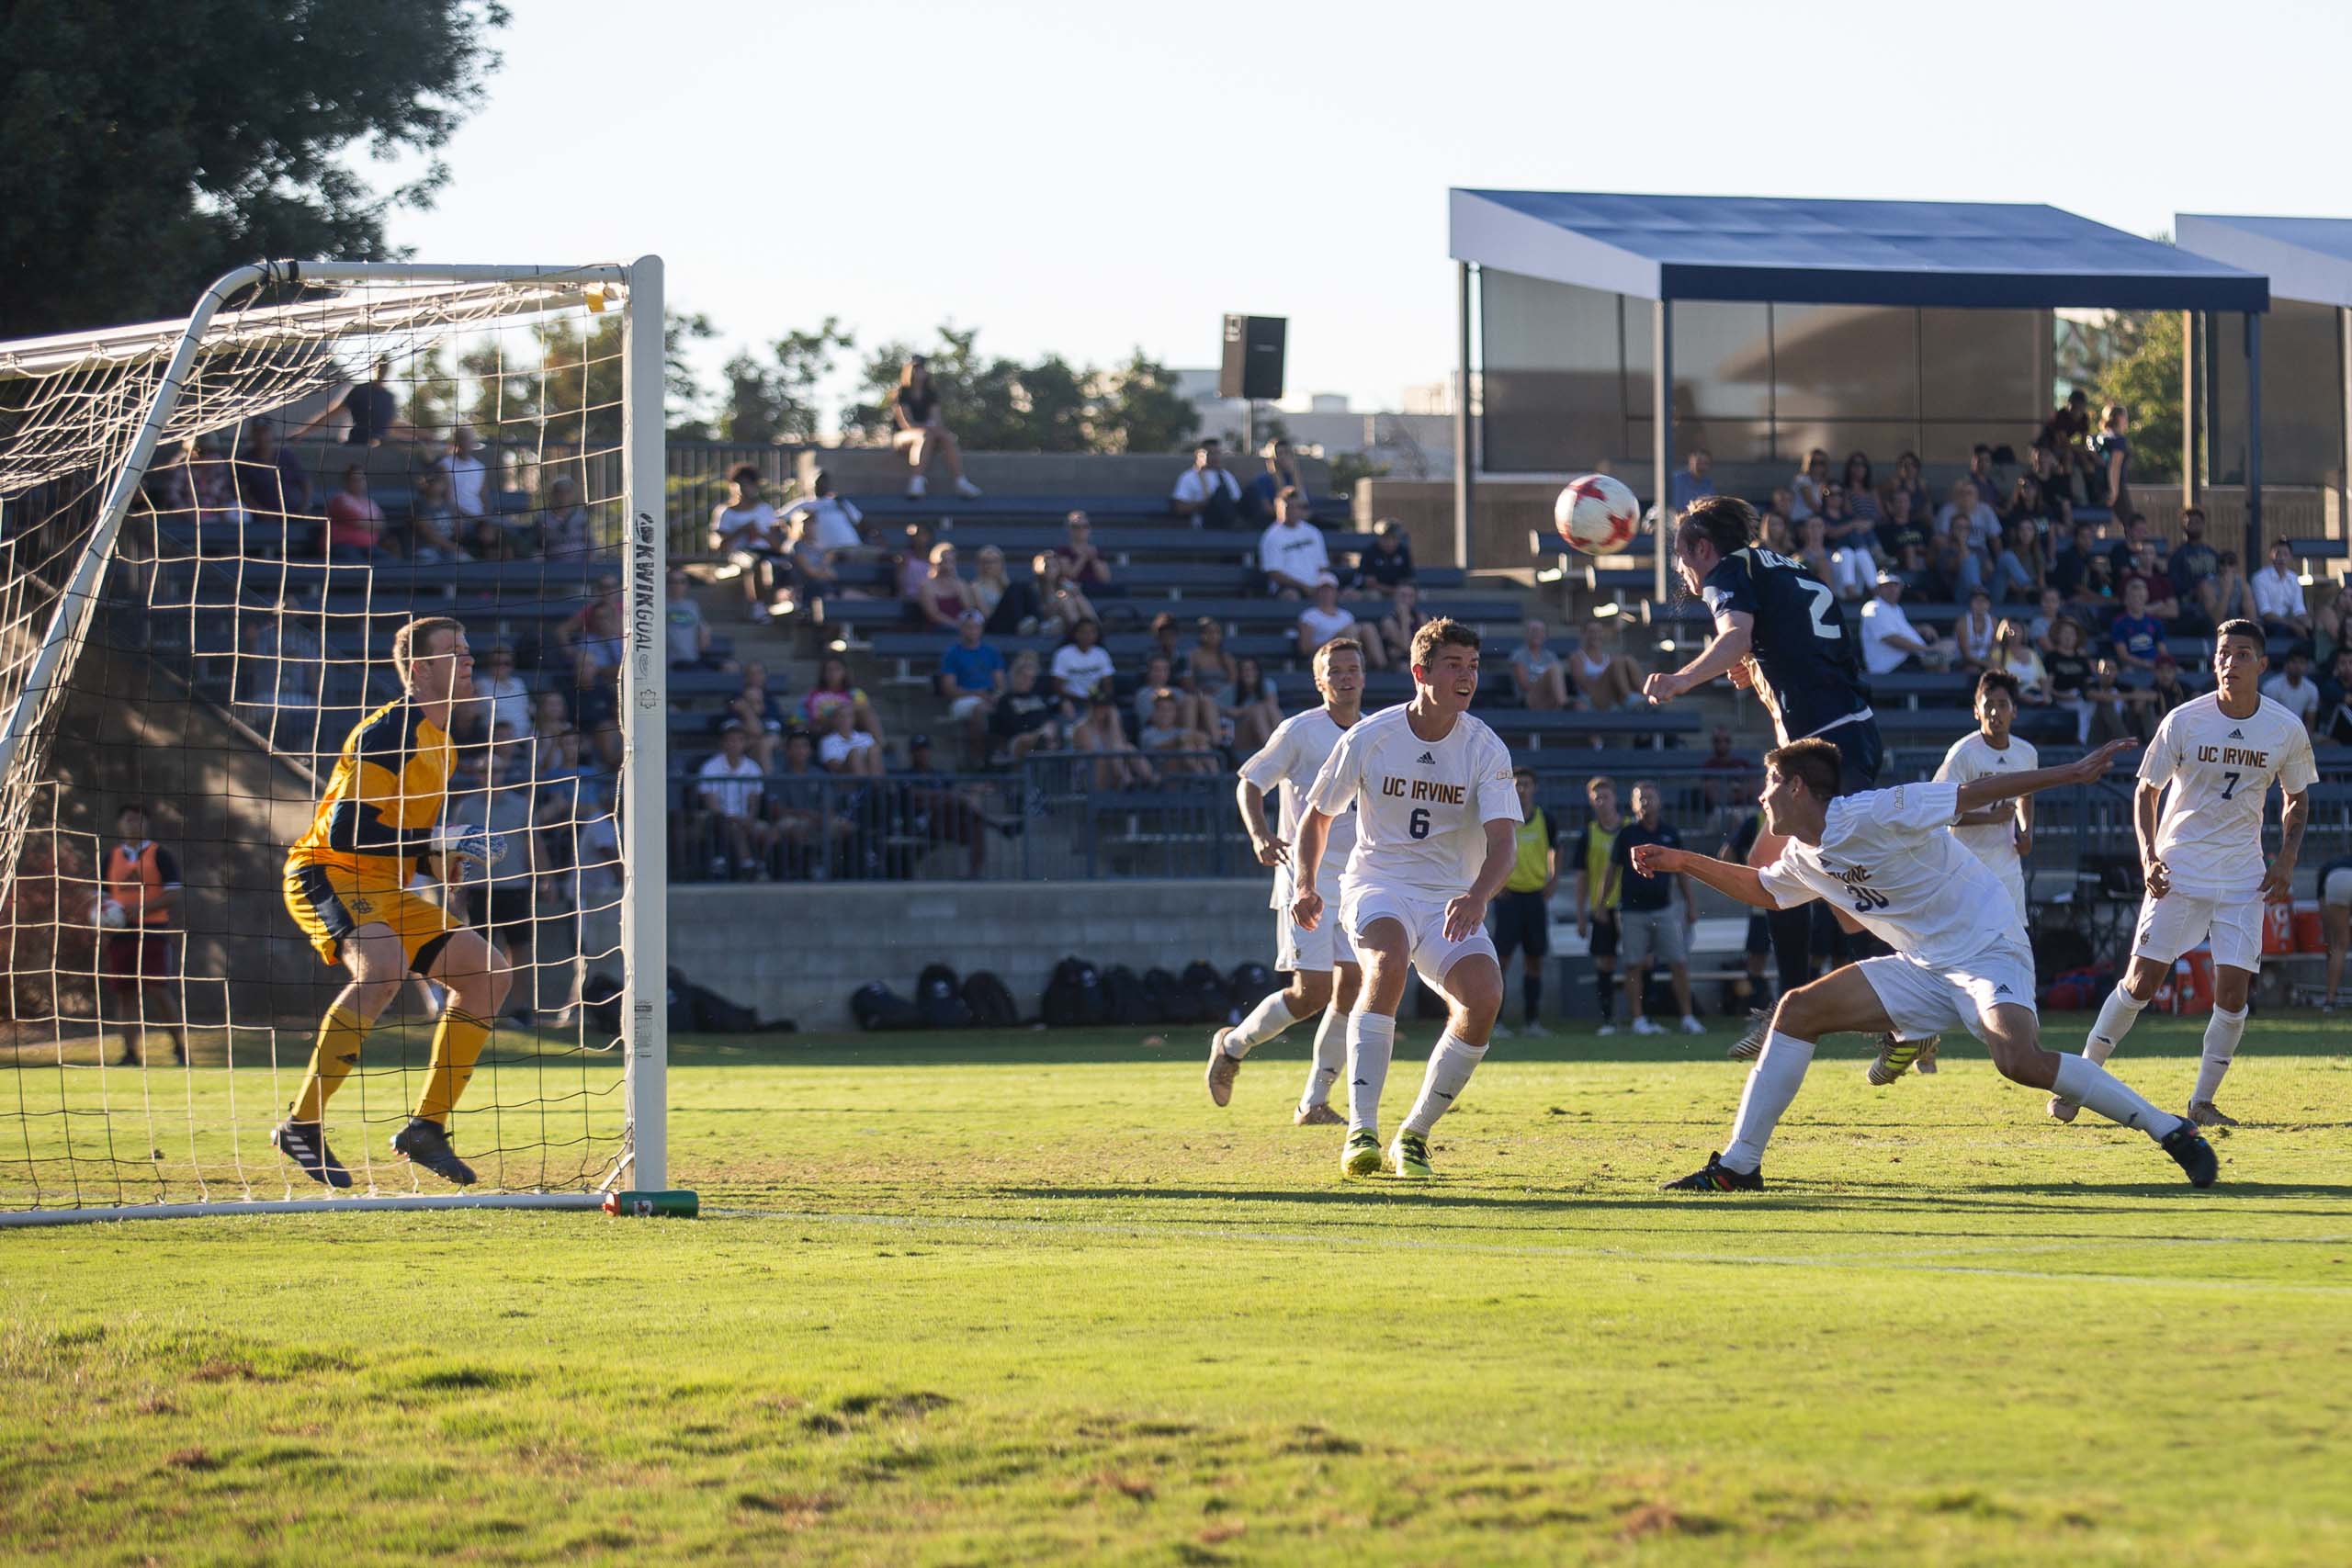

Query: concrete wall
[669,877,1282,1031]
[1356,479,1570,571]
[793,449,1332,501]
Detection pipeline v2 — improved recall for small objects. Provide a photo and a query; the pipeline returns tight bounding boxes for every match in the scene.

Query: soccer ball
[1553,473,1641,555]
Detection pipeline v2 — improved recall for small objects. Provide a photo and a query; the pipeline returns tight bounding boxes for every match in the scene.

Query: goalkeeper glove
[429,824,510,869]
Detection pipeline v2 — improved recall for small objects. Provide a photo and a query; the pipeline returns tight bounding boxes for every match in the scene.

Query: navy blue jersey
[1699,547,1871,744]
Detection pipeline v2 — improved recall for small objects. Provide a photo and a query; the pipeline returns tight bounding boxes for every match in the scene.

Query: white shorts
[1276,905,1356,975]
[2322,867,2352,908]
[2132,892,2262,973]
[948,694,989,720]
[1994,863,2028,928]
[1340,881,1498,1000]
[1857,943,2037,1045]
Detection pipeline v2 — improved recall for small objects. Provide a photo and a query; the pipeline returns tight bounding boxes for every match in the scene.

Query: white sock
[2083,987,2147,1066]
[1345,1010,1396,1135]
[1298,1005,1345,1111]
[1227,990,1302,1055]
[1402,1031,1488,1136]
[1722,1030,1816,1174]
[2051,1054,2180,1139]
[2192,1005,2248,1105]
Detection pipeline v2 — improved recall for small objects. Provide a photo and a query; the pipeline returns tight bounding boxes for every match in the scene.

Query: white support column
[619,254,670,1190]
[1651,299,1674,604]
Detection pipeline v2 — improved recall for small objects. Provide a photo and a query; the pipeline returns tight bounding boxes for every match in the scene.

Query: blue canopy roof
[2177,214,2352,309]
[1452,190,2268,312]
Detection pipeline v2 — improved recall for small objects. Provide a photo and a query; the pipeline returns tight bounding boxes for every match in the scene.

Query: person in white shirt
[695,723,775,878]
[780,469,868,555]
[1211,639,1369,1125]
[1952,589,1999,671]
[1170,439,1242,526]
[1294,619,1521,1179]
[816,702,884,777]
[1933,671,2038,924]
[2259,649,2320,727]
[2251,540,2308,640]
[1635,736,2215,1191]
[474,644,531,739]
[1258,490,1334,597]
[711,465,786,621]
[437,426,488,521]
[1048,616,1116,706]
[2062,618,2318,1128]
[1295,581,1387,669]
[1933,479,2001,558]
[1859,571,1951,674]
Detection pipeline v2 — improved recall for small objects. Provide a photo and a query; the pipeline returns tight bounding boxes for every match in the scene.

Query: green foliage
[842,327,1198,454]
[1328,450,1391,496]
[1088,349,1201,454]
[2090,310,2185,485]
[718,317,854,446]
[0,0,509,336]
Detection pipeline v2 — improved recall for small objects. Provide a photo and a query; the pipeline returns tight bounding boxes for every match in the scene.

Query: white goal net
[0,259,669,1222]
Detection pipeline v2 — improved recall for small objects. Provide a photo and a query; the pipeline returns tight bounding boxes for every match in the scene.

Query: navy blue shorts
[1818,717,1883,795]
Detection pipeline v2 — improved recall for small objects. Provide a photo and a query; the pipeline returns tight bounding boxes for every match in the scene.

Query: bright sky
[382,0,2352,428]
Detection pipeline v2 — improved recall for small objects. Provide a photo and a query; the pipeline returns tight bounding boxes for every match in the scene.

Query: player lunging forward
[1293,620,1520,1179]
[1635,738,2216,1191]
[277,617,514,1189]
[1211,637,1367,1124]
[2054,618,2316,1128]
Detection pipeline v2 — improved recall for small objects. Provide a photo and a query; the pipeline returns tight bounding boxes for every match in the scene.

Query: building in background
[1174,369,1455,479]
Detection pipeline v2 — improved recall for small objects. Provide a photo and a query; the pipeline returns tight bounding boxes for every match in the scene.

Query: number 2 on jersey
[1796,577,1839,642]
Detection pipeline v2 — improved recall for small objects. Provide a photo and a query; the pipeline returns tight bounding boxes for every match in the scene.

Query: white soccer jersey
[1933,730,2038,874]
[1238,707,1360,910]
[1759,781,2021,967]
[2139,693,2319,898]
[1306,704,1520,895]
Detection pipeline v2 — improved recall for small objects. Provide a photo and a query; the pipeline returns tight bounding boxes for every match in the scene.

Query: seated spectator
[1965,445,2006,513]
[230,419,315,553]
[529,691,575,774]
[2030,439,2081,520]
[1188,617,1235,703]
[2107,578,2165,672]
[1259,488,1335,598]
[2166,507,2221,631]
[2040,389,2092,455]
[1566,619,1646,711]
[1171,438,1242,527]
[1987,517,2041,604]
[2145,655,2196,726]
[1766,486,1798,533]
[1049,617,1115,707]
[779,468,868,557]
[912,541,976,631]
[1071,697,1155,791]
[1860,571,1951,674]
[2028,586,2073,653]
[437,426,490,523]
[462,513,520,563]
[2073,547,2119,613]
[711,464,776,568]
[801,655,883,746]
[938,611,1007,761]
[2254,541,2310,647]
[2104,511,2155,578]
[1509,618,1568,709]
[891,355,982,500]
[1246,438,1309,523]
[818,701,886,778]
[896,523,935,604]
[290,355,404,448]
[989,654,1065,764]
[722,661,790,770]
[1758,511,1794,554]
[1918,522,1980,604]
[2262,649,2320,728]
[408,470,466,562]
[1874,488,1928,577]
[1377,581,1430,666]
[1826,516,1878,603]
[770,729,855,875]
[1145,611,1185,672]
[1816,484,1873,555]
[1936,479,2001,558]
[892,735,997,878]
[1030,549,1098,637]
[324,464,394,562]
[2000,472,2052,536]
[1954,589,1999,671]
[1668,447,1714,512]
[2206,549,2258,628]
[2313,588,2345,668]
[2045,618,2094,740]
[695,722,775,880]
[2086,657,2152,744]
[1136,652,1216,739]
[666,570,733,671]
[1218,655,1282,753]
[1298,581,1386,670]
[1358,518,1416,595]
[1137,689,1215,775]
[1057,511,1113,588]
[2049,519,2096,600]
[1793,516,1834,583]
[969,545,1018,627]
[475,643,532,739]
[1996,618,2049,703]
[539,474,593,558]
[1790,448,1829,520]
[1840,452,1881,526]
[2314,649,2352,746]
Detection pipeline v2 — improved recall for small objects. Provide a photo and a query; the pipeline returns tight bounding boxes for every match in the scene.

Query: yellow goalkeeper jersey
[286,698,454,893]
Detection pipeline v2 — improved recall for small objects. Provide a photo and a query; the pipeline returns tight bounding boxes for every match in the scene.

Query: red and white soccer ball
[1553,472,1640,555]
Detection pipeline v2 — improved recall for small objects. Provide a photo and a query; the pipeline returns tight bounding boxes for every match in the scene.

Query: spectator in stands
[1793,515,1834,584]
[892,355,983,500]
[2086,658,2151,745]
[1171,438,1242,527]
[1140,649,1217,738]
[462,510,520,562]
[2110,520,2177,624]
[539,474,593,558]
[324,464,393,561]
[2073,541,2119,612]
[1144,611,1185,673]
[2000,473,2052,538]
[897,523,936,604]
[1138,689,1215,774]
[2108,577,2165,672]
[1996,618,2049,703]
[913,541,977,632]
[407,470,466,562]
[529,691,574,773]
[2146,654,2196,727]
[1965,445,2006,511]
[1790,448,1830,520]
[477,643,531,739]
[1050,616,1115,707]
[1954,589,2000,672]
[291,355,402,447]
[1860,570,1951,674]
[1918,519,1979,604]
[1817,484,1873,556]
[2031,439,2081,520]
[1030,549,1099,637]
[2029,586,2073,653]
[2041,389,2092,455]
[1509,618,1568,709]
[989,654,1065,764]
[771,729,854,877]
[893,735,998,878]
[1875,487,1928,578]
[1602,781,1703,1037]
[1259,488,1335,597]
[802,655,883,747]
[1358,518,1417,596]
[1566,619,1646,711]
[1937,479,2001,558]
[712,464,777,562]
[723,661,790,769]
[2255,540,2310,647]
[1298,581,1386,671]
[1698,726,1755,818]
[437,426,490,523]
[1841,452,1881,526]
[695,722,775,880]
[2050,519,2098,604]
[781,468,867,554]
[666,570,732,671]
[1246,438,1309,523]
[1668,448,1713,511]
[1765,487,1798,536]
[1377,581,1431,668]
[938,611,1006,762]
[231,420,314,553]
[2314,649,2352,746]
[1219,655,1282,754]
[968,544,1018,628]
[819,701,886,778]
[2206,549,2258,629]
[1758,511,1794,554]
[2045,617,2094,741]
[2262,649,2321,728]
[1071,694,1154,791]
[2165,507,2220,631]
[1825,502,1878,602]
[1188,617,1235,705]
[1057,511,1113,588]
[2094,402,2132,514]
[2315,591,2345,668]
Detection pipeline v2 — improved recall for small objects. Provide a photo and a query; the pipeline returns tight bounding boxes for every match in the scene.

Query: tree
[2090,310,2184,486]
[1088,351,1199,454]
[665,310,718,438]
[0,1,511,338]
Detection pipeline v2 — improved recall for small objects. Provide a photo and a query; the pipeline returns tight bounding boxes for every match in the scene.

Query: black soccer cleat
[2158,1120,2218,1189]
[271,1119,352,1190]
[391,1117,478,1187]
[1727,1009,1768,1062]
[1662,1152,1763,1192]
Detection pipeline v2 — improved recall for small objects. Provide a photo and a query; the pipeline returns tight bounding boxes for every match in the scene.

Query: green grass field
[4,1015,2349,1565]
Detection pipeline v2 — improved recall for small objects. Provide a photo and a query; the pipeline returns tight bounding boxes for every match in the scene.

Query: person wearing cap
[937,610,1007,764]
[1358,518,1417,597]
[1859,570,1951,675]
[695,720,775,880]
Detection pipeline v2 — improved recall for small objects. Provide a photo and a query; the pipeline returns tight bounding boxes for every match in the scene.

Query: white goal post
[0,258,670,1224]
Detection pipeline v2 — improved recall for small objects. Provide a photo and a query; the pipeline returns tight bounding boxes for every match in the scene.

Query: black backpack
[1181,961,1233,1022]
[962,970,1020,1028]
[851,981,923,1032]
[1042,956,1107,1028]
[1141,966,1201,1024]
[915,964,971,1029]
[1102,964,1151,1026]
[1227,961,1275,1005]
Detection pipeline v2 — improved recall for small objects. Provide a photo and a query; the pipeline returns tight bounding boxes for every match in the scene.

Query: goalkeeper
[277,616,512,1190]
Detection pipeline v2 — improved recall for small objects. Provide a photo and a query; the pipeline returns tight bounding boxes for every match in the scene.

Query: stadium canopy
[1444,190,2273,583]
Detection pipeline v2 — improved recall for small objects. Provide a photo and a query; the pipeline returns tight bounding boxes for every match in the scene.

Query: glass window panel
[1921,309,2042,422]
[2211,300,2344,488]
[1771,305,1918,420]
[1480,270,1623,470]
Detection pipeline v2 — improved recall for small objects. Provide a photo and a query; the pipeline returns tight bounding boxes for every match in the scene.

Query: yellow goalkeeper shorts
[283,863,463,974]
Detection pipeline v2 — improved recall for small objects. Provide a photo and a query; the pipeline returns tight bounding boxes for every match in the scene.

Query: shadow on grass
[973,1180,2350,1215]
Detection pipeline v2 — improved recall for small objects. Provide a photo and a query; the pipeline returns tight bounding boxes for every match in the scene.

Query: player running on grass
[1633,736,2217,1191]
[2052,618,2315,1129]
[1291,619,1520,1179]
[1210,637,1367,1124]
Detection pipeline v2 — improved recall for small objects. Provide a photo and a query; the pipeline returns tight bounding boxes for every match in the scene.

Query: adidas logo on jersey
[1996,983,2013,997]
[1417,751,1436,764]
[2228,728,2245,739]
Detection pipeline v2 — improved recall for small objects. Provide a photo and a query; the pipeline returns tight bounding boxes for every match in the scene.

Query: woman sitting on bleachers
[1377,582,1430,670]
[1136,651,1216,739]
[1790,448,1830,521]
[1996,618,2050,704]
[1071,692,1155,792]
[1030,550,1098,638]
[1841,453,1882,526]
[1187,616,1234,697]
[1218,656,1282,754]
[802,655,885,750]
[1793,516,1834,584]
[913,542,976,632]
[1884,450,1933,524]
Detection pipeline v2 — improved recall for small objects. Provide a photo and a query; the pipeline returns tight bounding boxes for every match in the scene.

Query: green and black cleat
[1340,1129,1382,1179]
[1662,1152,1763,1192]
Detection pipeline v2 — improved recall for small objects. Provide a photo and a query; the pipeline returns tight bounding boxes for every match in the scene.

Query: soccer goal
[0,259,670,1224]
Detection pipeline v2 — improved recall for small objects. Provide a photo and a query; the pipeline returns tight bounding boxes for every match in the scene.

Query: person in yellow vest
[1571,776,1626,1034]
[1489,768,1559,1036]
[102,802,186,1067]
[277,616,513,1190]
